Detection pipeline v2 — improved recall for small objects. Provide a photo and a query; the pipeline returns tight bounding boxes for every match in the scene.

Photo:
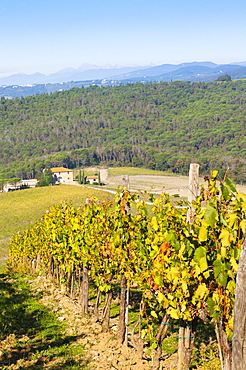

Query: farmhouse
[2,178,38,192]
[51,167,74,183]
[21,179,38,188]
[86,175,99,185]
[3,182,22,192]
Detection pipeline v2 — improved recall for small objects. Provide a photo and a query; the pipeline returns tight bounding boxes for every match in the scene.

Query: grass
[0,185,114,240]
[0,273,220,369]
[162,333,178,355]
[108,167,174,176]
[0,184,114,271]
[0,240,9,259]
[0,274,89,370]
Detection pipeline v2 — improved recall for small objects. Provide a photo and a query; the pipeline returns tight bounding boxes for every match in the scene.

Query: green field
[0,185,115,240]
[1,170,171,263]
[0,185,114,269]
[108,167,173,176]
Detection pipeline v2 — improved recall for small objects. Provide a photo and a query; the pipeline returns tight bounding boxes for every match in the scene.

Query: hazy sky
[1,0,246,76]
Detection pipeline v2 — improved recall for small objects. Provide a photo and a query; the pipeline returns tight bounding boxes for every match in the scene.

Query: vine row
[8,172,246,369]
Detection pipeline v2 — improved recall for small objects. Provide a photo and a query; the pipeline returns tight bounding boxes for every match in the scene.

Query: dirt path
[27,276,177,370]
[106,174,204,198]
[83,169,246,198]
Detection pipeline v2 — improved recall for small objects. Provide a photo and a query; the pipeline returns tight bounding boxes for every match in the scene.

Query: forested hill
[1,80,246,182]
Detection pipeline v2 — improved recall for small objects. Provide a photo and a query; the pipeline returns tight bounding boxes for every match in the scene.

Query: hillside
[1,80,246,182]
[0,185,114,242]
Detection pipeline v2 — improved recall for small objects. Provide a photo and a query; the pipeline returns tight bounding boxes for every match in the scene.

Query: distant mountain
[0,65,147,86]
[229,66,246,80]
[118,62,246,83]
[0,72,46,86]
[157,65,215,81]
[112,61,218,80]
[47,66,148,83]
[231,61,246,66]
[152,64,244,82]
[2,61,246,98]
[0,61,235,86]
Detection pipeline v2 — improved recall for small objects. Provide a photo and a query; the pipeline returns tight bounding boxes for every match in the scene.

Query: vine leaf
[198,225,208,242]
[219,229,230,247]
[204,206,218,226]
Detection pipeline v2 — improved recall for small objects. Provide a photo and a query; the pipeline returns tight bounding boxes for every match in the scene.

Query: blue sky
[1,0,246,76]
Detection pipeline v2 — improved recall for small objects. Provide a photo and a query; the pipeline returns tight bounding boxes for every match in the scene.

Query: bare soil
[77,167,246,198]
[106,174,199,198]
[27,276,177,370]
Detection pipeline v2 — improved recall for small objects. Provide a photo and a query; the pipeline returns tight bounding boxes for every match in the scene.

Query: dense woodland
[0,80,246,182]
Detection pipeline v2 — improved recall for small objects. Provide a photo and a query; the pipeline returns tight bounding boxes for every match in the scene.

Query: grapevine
[8,173,246,369]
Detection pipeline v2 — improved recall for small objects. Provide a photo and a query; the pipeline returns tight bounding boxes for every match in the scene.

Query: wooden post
[177,164,200,370]
[124,284,130,346]
[102,290,113,332]
[152,313,170,370]
[177,321,194,370]
[215,323,224,369]
[178,325,186,370]
[118,275,127,344]
[122,175,130,191]
[187,163,200,223]
[232,236,246,370]
[120,174,130,345]
[81,265,89,314]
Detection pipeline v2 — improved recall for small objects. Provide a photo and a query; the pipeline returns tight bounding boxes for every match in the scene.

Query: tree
[9,177,21,189]
[0,178,8,191]
[216,74,232,82]
[36,168,54,187]
[77,170,85,184]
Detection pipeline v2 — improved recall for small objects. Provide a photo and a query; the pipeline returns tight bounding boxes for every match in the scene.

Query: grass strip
[108,167,173,176]
[0,274,89,370]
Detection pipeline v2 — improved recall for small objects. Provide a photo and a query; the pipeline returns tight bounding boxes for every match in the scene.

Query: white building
[51,167,74,183]
[86,175,99,185]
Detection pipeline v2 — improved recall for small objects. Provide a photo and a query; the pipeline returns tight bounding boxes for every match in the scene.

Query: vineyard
[7,171,246,370]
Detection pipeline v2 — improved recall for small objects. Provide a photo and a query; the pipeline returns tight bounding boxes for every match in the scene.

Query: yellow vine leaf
[212,170,219,179]
[193,264,201,277]
[153,260,162,270]
[203,270,210,279]
[221,246,227,258]
[168,307,179,320]
[151,216,158,231]
[141,329,148,338]
[198,225,208,242]
[154,274,163,286]
[237,192,246,202]
[151,310,158,318]
[153,235,159,244]
[200,256,208,272]
[178,241,186,257]
[240,219,246,233]
[195,283,208,298]
[227,317,234,331]
[157,292,165,303]
[230,257,238,272]
[228,213,238,228]
[182,281,188,293]
[219,229,230,247]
